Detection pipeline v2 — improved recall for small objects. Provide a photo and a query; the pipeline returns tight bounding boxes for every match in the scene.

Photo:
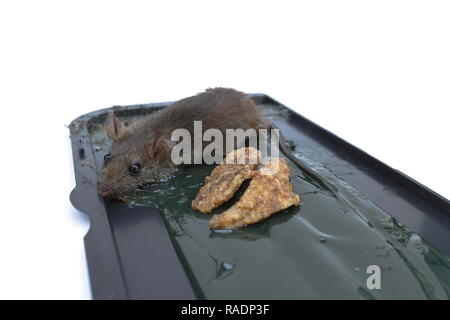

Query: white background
[0,1,449,299]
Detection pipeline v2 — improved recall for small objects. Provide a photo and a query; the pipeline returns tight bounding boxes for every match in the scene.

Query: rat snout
[97,182,119,198]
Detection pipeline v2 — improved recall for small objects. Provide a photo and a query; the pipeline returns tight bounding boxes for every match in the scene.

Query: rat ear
[105,111,129,141]
[148,134,174,164]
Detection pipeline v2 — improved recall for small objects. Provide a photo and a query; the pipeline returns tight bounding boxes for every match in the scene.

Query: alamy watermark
[170,121,280,172]
[366,265,381,290]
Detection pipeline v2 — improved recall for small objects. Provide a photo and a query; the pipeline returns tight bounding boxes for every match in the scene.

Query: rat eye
[104,153,112,165]
[129,163,141,175]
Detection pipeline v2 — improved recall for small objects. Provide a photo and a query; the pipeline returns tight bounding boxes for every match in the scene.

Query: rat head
[97,111,175,198]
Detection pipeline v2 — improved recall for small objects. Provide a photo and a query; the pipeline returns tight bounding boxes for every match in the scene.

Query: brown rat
[97,88,270,198]
[97,87,334,198]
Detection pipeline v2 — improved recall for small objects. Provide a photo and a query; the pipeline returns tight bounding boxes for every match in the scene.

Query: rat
[97,87,331,198]
[97,88,271,198]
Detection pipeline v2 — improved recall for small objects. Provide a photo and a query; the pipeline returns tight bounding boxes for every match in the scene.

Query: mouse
[97,87,332,198]
[97,88,271,198]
